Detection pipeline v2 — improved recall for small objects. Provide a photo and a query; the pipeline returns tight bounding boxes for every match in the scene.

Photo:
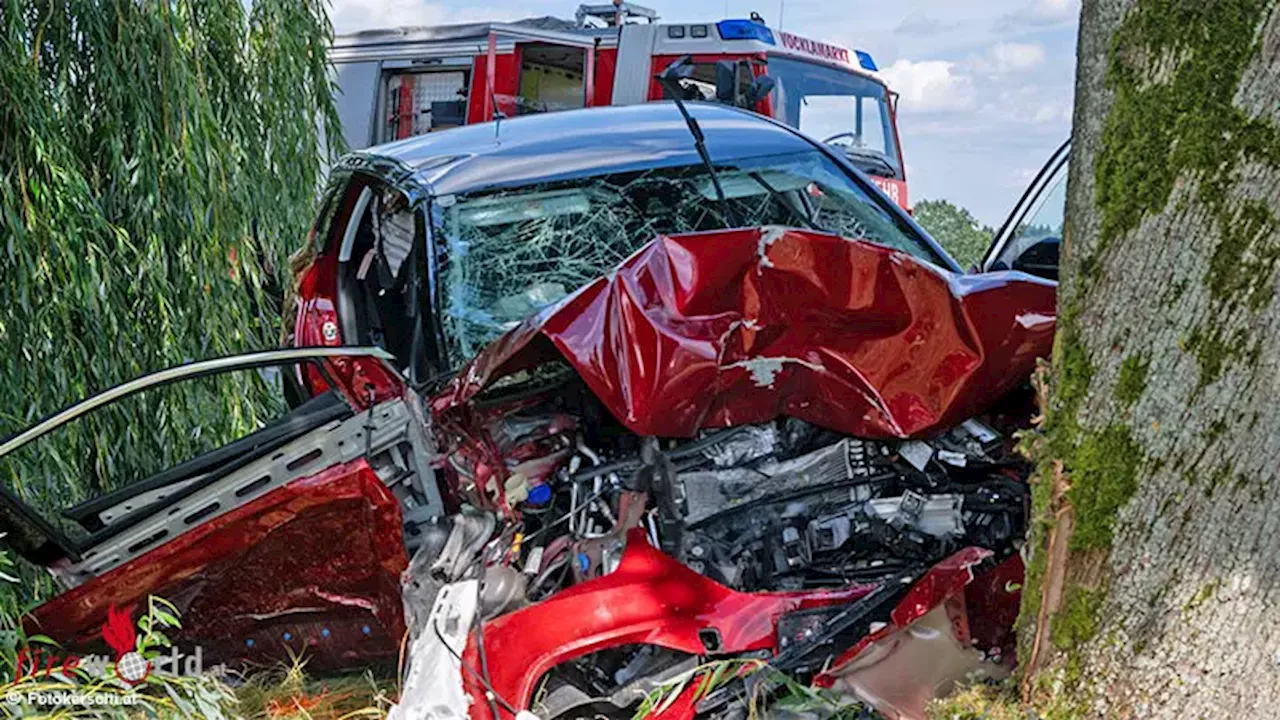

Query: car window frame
[981,139,1071,273]
[0,347,398,562]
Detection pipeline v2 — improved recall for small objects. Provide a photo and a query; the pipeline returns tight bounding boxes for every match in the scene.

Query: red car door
[0,347,440,670]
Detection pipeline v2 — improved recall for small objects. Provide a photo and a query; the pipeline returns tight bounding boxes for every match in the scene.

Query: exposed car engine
[441,372,1029,603]
[399,373,1032,720]
[655,418,1026,592]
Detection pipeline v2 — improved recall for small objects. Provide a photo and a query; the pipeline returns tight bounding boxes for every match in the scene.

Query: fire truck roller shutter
[518,44,587,113]
[334,62,380,151]
[382,70,469,142]
[612,24,658,105]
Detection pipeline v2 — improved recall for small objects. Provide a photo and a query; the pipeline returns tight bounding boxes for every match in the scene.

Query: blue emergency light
[716,19,776,44]
[855,50,878,71]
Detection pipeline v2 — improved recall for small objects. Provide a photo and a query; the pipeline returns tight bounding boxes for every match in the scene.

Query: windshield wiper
[655,56,738,227]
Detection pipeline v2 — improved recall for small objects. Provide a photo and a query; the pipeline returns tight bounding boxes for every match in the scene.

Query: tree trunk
[1020,0,1280,717]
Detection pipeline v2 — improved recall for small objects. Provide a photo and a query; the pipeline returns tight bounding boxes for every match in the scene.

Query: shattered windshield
[437,150,941,365]
[768,56,901,179]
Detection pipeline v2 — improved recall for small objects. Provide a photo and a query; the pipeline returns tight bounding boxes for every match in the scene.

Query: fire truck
[329,3,911,209]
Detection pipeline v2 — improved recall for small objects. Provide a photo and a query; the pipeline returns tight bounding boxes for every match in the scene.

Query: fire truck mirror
[744,74,776,110]
[660,55,696,81]
[715,61,738,104]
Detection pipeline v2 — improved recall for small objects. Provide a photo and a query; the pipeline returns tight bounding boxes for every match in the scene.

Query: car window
[436,150,943,365]
[993,163,1067,271]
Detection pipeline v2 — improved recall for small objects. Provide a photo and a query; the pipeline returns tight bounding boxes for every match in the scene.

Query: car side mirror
[1010,236,1060,281]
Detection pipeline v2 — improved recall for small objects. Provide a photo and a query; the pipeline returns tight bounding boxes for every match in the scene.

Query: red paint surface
[463,532,999,720]
[396,74,416,140]
[593,48,618,106]
[470,51,522,124]
[293,250,342,395]
[463,529,877,720]
[869,176,909,210]
[434,228,1056,439]
[962,552,1025,660]
[30,462,408,670]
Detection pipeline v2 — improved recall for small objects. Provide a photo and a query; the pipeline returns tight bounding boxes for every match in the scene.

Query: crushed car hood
[433,227,1056,439]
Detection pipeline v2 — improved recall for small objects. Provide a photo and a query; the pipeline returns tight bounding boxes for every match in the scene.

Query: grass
[926,682,1029,720]
[0,577,395,720]
[232,660,396,720]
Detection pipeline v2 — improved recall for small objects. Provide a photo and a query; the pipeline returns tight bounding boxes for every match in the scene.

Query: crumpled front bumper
[391,526,1021,720]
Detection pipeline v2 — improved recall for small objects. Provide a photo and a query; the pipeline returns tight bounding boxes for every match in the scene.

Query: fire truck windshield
[767,56,902,180]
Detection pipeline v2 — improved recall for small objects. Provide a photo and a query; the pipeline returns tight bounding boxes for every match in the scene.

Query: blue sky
[328,0,1080,226]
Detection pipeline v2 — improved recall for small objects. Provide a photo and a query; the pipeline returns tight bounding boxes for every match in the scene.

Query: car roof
[339,102,820,198]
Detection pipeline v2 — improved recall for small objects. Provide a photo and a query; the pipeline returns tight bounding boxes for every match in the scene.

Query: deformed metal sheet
[433,226,1056,439]
[826,602,1010,720]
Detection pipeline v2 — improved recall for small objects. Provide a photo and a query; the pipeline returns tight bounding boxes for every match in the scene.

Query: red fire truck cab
[329,3,910,208]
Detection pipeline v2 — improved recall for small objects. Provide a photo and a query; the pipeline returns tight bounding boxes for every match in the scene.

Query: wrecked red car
[2,103,1064,719]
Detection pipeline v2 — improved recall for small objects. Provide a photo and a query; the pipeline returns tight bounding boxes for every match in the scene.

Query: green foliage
[631,658,880,720]
[1,592,240,718]
[0,0,341,601]
[912,199,993,269]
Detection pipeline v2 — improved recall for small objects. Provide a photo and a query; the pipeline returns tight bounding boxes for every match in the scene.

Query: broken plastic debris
[898,441,933,471]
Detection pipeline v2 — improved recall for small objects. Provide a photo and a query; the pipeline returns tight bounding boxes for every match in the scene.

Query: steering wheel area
[822,132,859,147]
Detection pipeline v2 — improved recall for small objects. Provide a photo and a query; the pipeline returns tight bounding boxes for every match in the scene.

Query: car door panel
[30,459,407,669]
[0,348,439,670]
[981,139,1070,278]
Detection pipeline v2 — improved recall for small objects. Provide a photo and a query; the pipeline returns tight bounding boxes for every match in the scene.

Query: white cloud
[892,12,955,37]
[329,0,519,33]
[879,59,976,113]
[984,42,1046,73]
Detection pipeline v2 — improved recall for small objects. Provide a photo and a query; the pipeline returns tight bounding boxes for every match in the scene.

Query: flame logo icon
[102,606,150,686]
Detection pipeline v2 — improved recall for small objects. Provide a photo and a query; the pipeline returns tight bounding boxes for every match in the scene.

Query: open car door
[0,347,442,670]
[980,139,1070,280]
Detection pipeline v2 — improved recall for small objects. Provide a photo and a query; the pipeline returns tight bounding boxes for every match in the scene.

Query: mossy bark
[1018,0,1280,717]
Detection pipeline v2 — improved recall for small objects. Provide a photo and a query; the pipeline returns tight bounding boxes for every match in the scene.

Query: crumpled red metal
[461,530,1007,720]
[29,461,408,670]
[434,227,1056,439]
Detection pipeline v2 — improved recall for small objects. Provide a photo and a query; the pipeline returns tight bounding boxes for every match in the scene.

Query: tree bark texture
[1021,0,1280,717]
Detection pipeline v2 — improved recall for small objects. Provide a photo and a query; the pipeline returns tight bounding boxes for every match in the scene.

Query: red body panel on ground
[462,530,1001,720]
